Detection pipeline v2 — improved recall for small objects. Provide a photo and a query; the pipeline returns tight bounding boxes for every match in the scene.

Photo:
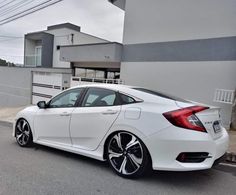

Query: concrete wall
[46,28,108,68]
[121,61,236,127]
[60,43,122,63]
[123,0,236,44]
[0,67,32,107]
[0,67,72,107]
[232,98,236,130]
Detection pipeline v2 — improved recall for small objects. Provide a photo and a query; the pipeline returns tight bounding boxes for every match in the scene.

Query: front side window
[82,88,117,107]
[49,88,83,108]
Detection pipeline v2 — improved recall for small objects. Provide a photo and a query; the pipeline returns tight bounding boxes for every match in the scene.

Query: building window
[56,45,61,50]
[76,68,105,79]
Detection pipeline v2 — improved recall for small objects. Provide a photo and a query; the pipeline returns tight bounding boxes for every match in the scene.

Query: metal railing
[24,54,41,67]
[71,77,124,87]
[214,89,235,104]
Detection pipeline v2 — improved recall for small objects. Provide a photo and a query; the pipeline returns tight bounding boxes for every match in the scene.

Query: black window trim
[45,87,144,109]
[46,87,87,109]
[117,91,143,105]
[80,87,121,108]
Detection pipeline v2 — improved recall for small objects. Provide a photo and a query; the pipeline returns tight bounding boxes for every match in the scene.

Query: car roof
[68,84,183,105]
[71,84,134,91]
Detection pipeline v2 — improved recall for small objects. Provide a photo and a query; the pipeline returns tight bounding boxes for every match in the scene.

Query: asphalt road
[0,122,236,195]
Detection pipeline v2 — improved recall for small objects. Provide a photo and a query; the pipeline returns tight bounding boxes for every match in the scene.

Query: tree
[0,58,15,67]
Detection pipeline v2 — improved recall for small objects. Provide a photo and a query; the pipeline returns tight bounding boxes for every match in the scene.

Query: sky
[0,0,124,64]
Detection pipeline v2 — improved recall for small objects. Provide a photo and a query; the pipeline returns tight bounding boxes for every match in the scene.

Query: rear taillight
[163,106,209,132]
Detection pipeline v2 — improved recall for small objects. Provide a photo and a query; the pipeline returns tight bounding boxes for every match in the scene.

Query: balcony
[60,42,122,70]
[25,54,42,67]
[71,77,124,87]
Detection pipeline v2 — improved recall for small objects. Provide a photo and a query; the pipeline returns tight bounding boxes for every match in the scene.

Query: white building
[24,23,108,69]
[24,23,118,104]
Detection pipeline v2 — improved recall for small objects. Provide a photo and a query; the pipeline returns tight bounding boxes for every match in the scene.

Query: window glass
[82,88,117,107]
[120,93,136,104]
[101,94,116,105]
[49,88,82,108]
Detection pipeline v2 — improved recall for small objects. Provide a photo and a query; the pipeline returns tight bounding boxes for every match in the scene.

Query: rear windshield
[133,88,190,103]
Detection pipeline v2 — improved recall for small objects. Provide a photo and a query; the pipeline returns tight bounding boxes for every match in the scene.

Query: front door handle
[102,110,118,115]
[60,112,70,116]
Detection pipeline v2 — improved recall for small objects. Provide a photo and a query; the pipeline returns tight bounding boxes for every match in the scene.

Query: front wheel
[107,132,151,178]
[15,119,33,147]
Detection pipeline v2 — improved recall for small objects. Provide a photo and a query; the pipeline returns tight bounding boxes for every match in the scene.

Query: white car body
[13,84,229,171]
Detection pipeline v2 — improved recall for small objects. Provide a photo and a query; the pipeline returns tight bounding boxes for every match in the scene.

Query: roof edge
[47,23,81,32]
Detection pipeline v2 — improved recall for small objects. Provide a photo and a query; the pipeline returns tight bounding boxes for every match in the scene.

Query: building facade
[24,23,108,69]
[24,23,115,104]
[108,0,236,128]
[47,2,236,128]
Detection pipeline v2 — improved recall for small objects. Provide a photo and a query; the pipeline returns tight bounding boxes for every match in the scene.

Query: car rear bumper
[144,126,229,171]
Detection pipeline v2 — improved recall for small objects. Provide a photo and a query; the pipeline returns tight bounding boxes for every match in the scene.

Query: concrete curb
[0,120,13,127]
[226,152,236,163]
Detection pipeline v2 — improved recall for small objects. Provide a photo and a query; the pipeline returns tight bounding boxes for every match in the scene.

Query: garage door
[32,72,63,105]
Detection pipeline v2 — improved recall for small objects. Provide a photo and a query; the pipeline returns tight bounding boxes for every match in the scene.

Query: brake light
[163,106,209,132]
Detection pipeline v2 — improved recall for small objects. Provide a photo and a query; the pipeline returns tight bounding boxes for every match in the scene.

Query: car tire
[106,131,151,179]
[15,119,33,147]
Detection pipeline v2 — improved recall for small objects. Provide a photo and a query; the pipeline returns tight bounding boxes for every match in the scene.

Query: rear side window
[119,93,136,104]
[82,88,118,107]
[133,88,189,103]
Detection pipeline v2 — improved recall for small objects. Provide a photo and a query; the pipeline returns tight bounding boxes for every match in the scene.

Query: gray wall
[41,33,54,68]
[0,67,32,107]
[121,61,236,128]
[0,67,72,107]
[60,43,122,63]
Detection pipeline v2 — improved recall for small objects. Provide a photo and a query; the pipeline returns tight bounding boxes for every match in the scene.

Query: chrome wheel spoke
[119,157,127,174]
[16,133,23,142]
[125,136,139,150]
[21,134,26,145]
[127,153,142,168]
[17,123,23,132]
[24,130,30,137]
[22,120,27,130]
[108,150,123,159]
[114,133,123,150]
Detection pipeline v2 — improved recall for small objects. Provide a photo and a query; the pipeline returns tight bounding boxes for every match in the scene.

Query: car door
[34,88,84,146]
[70,87,121,151]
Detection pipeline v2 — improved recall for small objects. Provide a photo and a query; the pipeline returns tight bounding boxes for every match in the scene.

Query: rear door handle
[60,112,70,116]
[102,110,118,115]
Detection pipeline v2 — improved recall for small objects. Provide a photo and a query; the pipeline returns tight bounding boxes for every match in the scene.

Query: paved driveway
[0,123,236,195]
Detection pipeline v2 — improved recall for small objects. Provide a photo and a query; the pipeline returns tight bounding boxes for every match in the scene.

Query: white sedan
[13,84,229,178]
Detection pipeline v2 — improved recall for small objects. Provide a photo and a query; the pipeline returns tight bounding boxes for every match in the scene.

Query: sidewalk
[0,106,235,162]
[227,130,236,163]
[0,106,26,123]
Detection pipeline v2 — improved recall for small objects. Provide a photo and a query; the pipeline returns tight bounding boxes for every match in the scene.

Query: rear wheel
[107,132,150,178]
[15,119,33,147]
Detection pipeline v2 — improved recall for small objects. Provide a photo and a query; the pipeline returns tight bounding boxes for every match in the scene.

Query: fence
[214,89,235,104]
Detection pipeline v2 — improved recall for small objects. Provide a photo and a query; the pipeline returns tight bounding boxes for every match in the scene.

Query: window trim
[47,87,86,109]
[80,87,121,108]
[117,91,143,105]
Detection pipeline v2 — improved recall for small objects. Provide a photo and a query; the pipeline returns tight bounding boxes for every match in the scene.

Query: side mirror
[37,101,47,109]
